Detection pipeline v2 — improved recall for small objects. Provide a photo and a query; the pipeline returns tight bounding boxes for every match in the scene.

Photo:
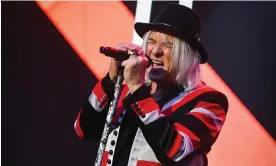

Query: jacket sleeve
[74,74,116,141]
[122,85,228,165]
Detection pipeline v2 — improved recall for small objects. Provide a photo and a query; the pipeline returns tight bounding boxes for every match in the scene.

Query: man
[74,3,228,166]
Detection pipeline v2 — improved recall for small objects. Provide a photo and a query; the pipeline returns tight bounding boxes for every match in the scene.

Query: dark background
[2,1,276,165]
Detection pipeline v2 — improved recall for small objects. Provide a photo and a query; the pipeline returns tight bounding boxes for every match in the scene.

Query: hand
[120,43,148,93]
[108,58,121,81]
[108,44,129,81]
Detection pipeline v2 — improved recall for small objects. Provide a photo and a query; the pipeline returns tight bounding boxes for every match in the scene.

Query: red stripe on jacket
[135,97,160,114]
[93,80,106,100]
[167,132,183,158]
[165,87,226,159]
[187,101,226,137]
[163,87,215,116]
[75,110,84,139]
[137,160,164,166]
[173,123,201,150]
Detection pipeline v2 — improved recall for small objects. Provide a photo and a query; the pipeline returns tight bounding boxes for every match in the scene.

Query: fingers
[121,54,148,68]
[116,43,145,57]
[121,59,128,67]
[116,43,137,51]
[121,55,135,67]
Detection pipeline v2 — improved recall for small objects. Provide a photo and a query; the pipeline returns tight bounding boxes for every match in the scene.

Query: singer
[74,3,228,166]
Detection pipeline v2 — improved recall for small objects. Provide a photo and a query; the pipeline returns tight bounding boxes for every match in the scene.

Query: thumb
[121,59,130,67]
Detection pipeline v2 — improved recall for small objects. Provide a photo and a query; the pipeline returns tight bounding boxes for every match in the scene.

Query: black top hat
[134,3,208,64]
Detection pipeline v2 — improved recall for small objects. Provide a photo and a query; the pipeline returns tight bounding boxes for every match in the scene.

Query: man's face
[146,31,173,72]
[146,31,174,82]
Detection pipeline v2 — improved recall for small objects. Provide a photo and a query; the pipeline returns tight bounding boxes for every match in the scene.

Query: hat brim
[134,22,208,64]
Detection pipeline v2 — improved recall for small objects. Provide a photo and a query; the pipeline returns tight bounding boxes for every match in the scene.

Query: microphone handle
[99,46,152,67]
[100,46,129,61]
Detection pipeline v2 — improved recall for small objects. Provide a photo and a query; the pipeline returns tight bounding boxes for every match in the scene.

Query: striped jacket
[74,74,228,166]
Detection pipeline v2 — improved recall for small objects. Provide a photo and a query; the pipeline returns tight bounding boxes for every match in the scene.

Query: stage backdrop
[2,1,276,166]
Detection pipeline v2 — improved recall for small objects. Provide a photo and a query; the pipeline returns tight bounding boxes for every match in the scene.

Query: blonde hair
[142,31,203,91]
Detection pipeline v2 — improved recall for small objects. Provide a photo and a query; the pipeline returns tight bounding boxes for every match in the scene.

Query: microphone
[100,46,152,67]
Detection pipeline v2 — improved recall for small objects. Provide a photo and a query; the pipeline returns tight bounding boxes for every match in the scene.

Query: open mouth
[152,59,164,66]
